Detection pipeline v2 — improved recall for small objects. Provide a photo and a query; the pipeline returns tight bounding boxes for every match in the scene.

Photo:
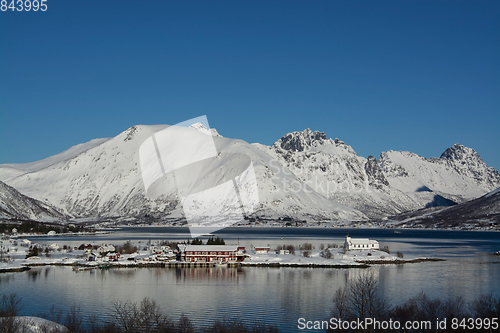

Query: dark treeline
[0,221,85,235]
[189,237,225,246]
[327,273,500,333]
[0,293,278,333]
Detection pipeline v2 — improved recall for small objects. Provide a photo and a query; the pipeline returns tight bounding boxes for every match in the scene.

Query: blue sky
[1,0,499,170]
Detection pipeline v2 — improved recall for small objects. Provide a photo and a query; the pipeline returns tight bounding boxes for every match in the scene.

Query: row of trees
[26,245,53,258]
[0,222,85,235]
[0,294,278,333]
[189,237,225,246]
[329,273,500,332]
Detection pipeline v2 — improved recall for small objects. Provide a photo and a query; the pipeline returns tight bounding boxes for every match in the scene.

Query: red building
[254,246,270,254]
[183,245,244,263]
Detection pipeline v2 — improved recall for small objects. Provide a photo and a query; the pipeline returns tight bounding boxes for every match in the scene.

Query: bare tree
[111,297,174,333]
[328,273,389,332]
[331,287,350,318]
[469,294,500,319]
[348,273,388,319]
[177,314,196,333]
[65,304,84,333]
[323,249,333,259]
[0,294,23,333]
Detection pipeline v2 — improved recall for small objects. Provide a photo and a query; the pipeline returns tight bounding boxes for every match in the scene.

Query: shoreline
[115,223,500,232]
[0,266,31,273]
[2,256,446,272]
[354,258,446,265]
[10,231,112,238]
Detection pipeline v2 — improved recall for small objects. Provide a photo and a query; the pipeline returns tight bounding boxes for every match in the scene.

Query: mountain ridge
[0,125,498,224]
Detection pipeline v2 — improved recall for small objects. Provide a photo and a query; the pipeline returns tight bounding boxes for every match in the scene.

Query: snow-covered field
[243,247,408,267]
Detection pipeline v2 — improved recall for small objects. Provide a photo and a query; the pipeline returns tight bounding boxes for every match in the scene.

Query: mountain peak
[440,143,482,162]
[189,122,208,131]
[439,143,500,189]
[188,122,222,137]
[272,129,330,152]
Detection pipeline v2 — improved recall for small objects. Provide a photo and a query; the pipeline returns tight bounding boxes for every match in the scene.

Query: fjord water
[1,227,499,331]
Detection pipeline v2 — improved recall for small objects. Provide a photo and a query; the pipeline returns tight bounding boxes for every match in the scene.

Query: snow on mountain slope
[0,125,498,223]
[391,186,500,226]
[1,125,174,219]
[379,146,500,200]
[0,125,365,222]
[265,130,429,217]
[0,180,67,221]
[0,138,110,181]
[265,129,499,218]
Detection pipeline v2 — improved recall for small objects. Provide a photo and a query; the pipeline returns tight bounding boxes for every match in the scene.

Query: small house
[150,244,174,256]
[255,247,270,254]
[97,245,115,255]
[106,253,121,261]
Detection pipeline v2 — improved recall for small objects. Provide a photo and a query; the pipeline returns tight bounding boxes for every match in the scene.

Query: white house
[97,245,115,255]
[49,243,60,250]
[343,234,379,251]
[150,245,173,256]
[47,231,57,236]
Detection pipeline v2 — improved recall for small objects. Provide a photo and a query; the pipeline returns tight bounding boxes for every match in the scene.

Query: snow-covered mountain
[388,186,500,226]
[0,125,498,223]
[0,180,67,221]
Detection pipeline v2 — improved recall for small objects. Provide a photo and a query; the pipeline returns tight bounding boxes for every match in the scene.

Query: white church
[343,233,379,251]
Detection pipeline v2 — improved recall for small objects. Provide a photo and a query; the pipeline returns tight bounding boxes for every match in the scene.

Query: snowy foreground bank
[2,316,68,333]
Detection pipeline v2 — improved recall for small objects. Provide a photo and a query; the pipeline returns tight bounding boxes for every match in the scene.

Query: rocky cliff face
[364,156,389,189]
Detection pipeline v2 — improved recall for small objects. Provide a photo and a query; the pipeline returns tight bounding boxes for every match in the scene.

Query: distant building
[97,245,115,255]
[343,234,379,251]
[254,246,270,254]
[106,253,120,261]
[182,245,244,263]
[150,245,174,256]
[47,231,56,236]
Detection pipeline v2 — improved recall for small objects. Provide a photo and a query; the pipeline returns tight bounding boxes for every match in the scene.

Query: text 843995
[1,0,48,11]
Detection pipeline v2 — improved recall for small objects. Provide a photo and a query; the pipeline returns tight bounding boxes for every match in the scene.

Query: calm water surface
[1,227,499,331]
